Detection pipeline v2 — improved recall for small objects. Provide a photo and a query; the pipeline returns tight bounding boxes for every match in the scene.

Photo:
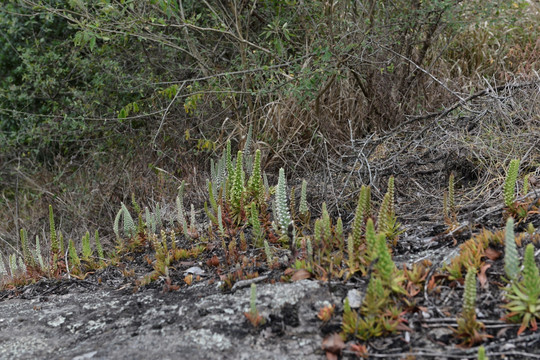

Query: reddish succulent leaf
[484,247,501,260]
[291,269,311,281]
[349,343,368,358]
[321,333,345,355]
[396,322,414,332]
[406,283,421,297]
[427,275,437,292]
[478,263,491,288]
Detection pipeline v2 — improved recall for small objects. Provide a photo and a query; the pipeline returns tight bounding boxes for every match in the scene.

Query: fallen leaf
[291,269,311,281]
[484,247,501,260]
[321,333,345,355]
[184,274,193,285]
[396,322,413,332]
[283,268,295,276]
[206,255,220,267]
[478,263,491,288]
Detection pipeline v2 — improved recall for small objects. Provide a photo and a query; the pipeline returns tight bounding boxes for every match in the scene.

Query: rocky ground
[1,200,539,360]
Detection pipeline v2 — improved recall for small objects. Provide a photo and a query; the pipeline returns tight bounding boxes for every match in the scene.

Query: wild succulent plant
[387,176,395,216]
[377,193,391,233]
[68,239,81,274]
[377,177,402,245]
[504,159,520,208]
[477,346,488,360]
[504,217,519,282]
[113,207,121,240]
[375,234,394,283]
[210,150,227,189]
[114,203,137,240]
[244,283,265,327]
[362,276,388,316]
[374,233,406,294]
[264,240,274,267]
[154,203,162,232]
[320,203,332,243]
[342,275,399,340]
[145,207,157,235]
[131,192,141,214]
[49,205,59,254]
[81,231,93,261]
[335,217,343,241]
[306,238,313,264]
[20,228,34,267]
[352,185,370,248]
[9,254,19,277]
[217,205,225,238]
[275,168,292,237]
[230,150,245,218]
[95,230,104,263]
[365,218,377,262]
[299,180,308,215]
[122,203,136,237]
[342,297,360,337]
[503,243,540,334]
[448,173,456,216]
[454,267,490,347]
[34,235,46,271]
[359,185,371,220]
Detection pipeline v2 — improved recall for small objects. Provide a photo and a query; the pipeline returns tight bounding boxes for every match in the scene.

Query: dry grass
[325,77,540,224]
